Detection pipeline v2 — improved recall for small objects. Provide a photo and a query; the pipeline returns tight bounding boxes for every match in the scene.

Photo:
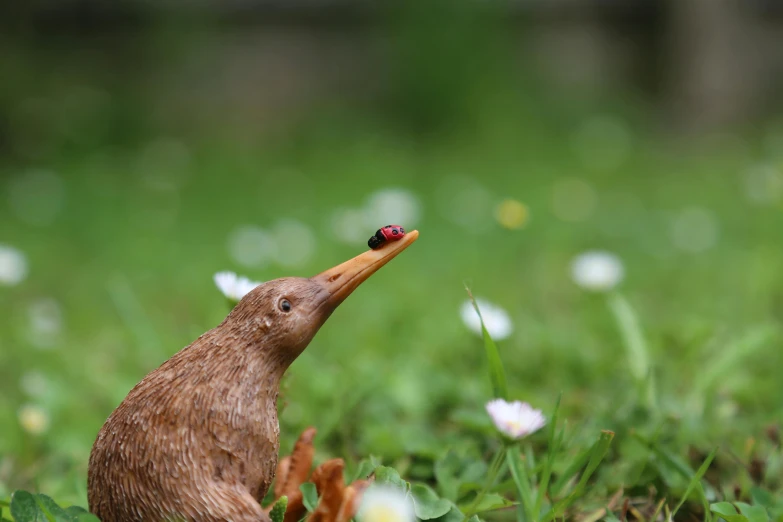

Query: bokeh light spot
[0,245,28,286]
[227,225,278,268]
[19,371,51,399]
[671,207,720,253]
[330,208,368,245]
[494,199,530,229]
[27,298,63,350]
[742,164,783,205]
[272,219,316,268]
[551,178,597,222]
[363,188,421,228]
[18,404,50,436]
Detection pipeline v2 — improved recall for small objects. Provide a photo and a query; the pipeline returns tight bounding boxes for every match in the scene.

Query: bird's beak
[311,230,419,310]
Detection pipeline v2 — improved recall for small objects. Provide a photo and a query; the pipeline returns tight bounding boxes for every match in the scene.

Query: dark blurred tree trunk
[664,0,763,132]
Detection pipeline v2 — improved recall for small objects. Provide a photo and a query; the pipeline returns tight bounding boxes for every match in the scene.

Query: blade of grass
[507,445,536,522]
[607,293,655,411]
[571,431,615,497]
[463,448,506,519]
[671,448,717,519]
[542,431,615,522]
[535,393,563,516]
[650,497,667,522]
[465,285,508,400]
[691,326,776,398]
[524,445,537,476]
[631,432,716,501]
[607,294,648,382]
[631,432,693,477]
[550,441,597,497]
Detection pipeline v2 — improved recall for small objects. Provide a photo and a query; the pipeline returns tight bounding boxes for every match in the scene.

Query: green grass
[1,25,783,521]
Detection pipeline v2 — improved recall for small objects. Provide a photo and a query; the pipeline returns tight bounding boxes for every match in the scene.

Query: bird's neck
[187,324,292,402]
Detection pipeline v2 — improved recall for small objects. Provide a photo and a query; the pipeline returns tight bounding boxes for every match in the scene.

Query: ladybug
[368,225,405,249]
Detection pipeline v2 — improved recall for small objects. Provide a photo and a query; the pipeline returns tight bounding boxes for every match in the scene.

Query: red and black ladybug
[368,225,405,249]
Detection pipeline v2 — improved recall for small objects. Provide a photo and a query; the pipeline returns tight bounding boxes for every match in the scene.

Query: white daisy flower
[571,251,624,292]
[0,244,28,286]
[460,298,513,340]
[485,399,546,439]
[18,404,50,436]
[213,271,261,302]
[358,486,415,522]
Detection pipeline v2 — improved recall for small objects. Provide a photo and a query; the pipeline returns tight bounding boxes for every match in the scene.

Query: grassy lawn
[1,27,782,521]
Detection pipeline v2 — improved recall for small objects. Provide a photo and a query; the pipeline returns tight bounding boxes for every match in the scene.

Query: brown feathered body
[88,278,331,522]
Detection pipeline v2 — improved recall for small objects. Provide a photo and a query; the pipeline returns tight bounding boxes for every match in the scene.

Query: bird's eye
[279,299,292,312]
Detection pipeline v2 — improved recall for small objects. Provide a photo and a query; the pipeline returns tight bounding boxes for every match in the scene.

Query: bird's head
[225,230,419,364]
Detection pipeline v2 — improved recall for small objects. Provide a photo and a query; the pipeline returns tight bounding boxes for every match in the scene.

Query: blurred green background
[1,0,783,508]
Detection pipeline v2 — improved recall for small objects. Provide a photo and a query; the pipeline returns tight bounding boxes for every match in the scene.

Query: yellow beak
[310,230,419,307]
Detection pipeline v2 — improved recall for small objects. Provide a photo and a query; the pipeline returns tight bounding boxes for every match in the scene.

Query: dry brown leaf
[310,459,346,522]
[335,479,371,522]
[620,497,630,521]
[283,491,306,522]
[275,456,292,499]
[312,459,345,494]
[282,427,317,498]
[267,427,370,522]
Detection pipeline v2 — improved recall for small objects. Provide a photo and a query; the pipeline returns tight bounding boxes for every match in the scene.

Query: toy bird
[87,230,419,522]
